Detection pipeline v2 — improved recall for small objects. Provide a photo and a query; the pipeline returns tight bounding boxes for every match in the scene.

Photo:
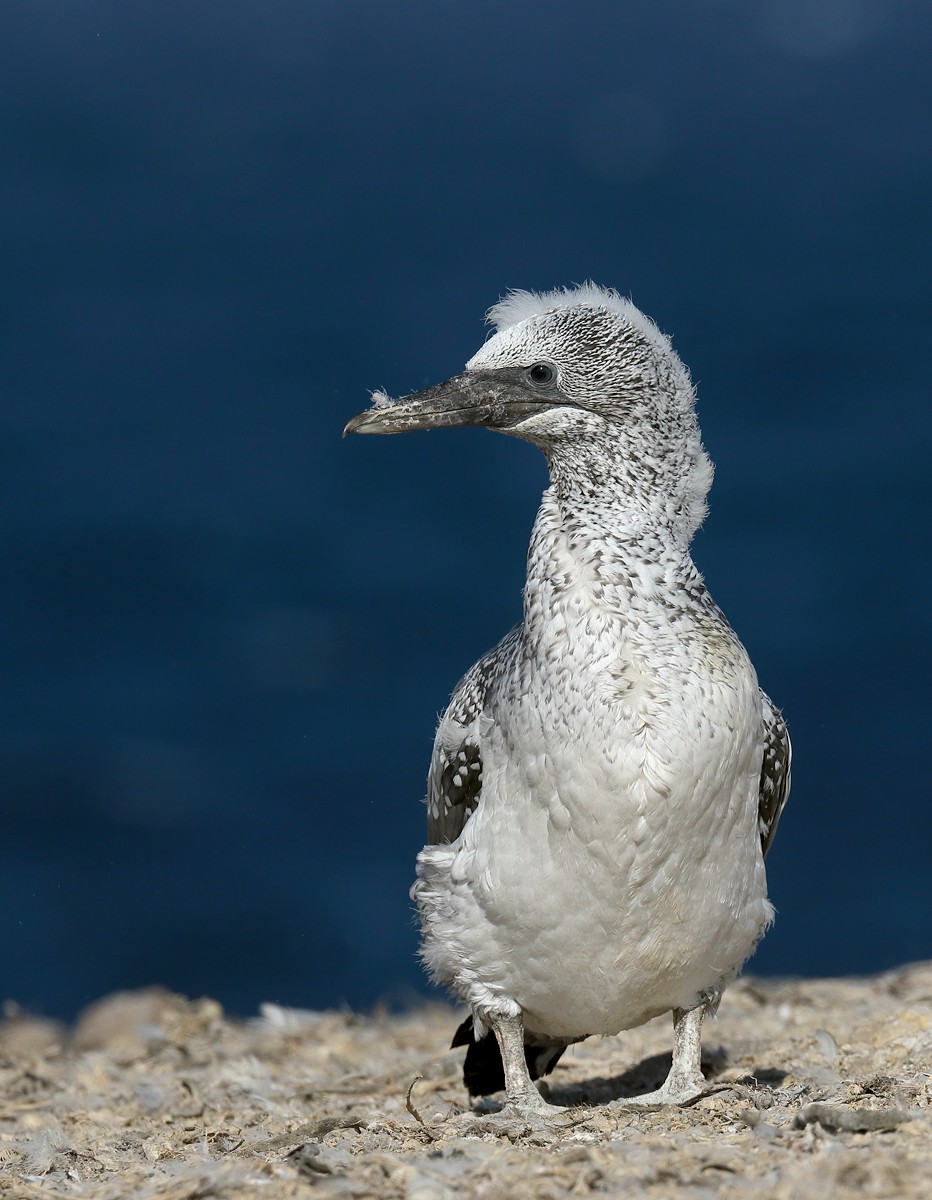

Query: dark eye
[527,362,555,386]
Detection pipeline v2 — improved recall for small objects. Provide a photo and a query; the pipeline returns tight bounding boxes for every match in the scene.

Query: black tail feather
[451,1016,568,1097]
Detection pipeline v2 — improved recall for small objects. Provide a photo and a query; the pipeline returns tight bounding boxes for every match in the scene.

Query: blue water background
[2,1,930,1018]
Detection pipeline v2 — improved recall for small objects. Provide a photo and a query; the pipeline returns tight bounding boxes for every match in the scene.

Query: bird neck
[524,481,704,622]
[542,432,711,550]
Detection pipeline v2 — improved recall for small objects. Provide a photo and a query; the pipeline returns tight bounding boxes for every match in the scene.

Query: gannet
[344,284,791,1117]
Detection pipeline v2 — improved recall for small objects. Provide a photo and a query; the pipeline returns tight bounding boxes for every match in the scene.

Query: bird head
[345,284,713,539]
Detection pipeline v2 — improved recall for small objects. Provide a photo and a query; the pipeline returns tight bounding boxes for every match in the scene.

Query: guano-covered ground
[1,965,930,1199]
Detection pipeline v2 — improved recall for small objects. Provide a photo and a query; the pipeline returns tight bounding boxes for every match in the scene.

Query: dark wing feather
[426,627,519,846]
[758,690,791,858]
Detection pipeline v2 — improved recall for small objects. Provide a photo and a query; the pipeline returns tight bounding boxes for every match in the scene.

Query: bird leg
[615,1002,713,1109]
[490,1013,563,1115]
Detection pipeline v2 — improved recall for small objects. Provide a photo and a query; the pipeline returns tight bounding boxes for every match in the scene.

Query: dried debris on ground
[1,964,930,1198]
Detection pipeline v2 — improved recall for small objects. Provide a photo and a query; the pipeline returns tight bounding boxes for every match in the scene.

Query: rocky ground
[1,964,930,1199]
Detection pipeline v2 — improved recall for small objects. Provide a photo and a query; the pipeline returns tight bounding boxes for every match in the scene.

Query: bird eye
[527,362,555,386]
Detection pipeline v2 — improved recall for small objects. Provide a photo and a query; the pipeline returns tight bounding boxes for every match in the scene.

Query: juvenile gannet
[344,284,790,1116]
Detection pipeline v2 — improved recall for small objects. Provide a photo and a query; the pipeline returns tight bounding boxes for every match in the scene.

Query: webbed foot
[610,1000,726,1111]
[612,1073,728,1111]
[471,1091,585,1133]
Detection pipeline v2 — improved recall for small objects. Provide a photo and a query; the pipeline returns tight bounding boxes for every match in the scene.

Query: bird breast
[420,546,769,1035]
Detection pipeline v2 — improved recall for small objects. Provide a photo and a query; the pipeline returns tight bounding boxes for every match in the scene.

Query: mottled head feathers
[465,284,712,540]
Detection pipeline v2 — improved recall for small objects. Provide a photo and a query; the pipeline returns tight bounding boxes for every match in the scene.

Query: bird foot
[611,1073,727,1111]
[469,1089,583,1132]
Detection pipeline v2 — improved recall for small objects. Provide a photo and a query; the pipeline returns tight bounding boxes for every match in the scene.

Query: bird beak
[343,372,543,437]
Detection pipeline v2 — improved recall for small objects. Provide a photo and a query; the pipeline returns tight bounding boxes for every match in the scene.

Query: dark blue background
[2,1,930,1019]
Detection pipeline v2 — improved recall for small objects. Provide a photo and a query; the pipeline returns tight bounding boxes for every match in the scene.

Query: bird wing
[426,627,520,846]
[758,690,791,858]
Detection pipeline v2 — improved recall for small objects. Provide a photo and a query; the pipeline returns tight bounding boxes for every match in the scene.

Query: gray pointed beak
[343,371,548,437]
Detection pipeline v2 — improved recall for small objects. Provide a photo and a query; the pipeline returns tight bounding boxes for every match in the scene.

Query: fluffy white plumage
[487,282,664,342]
[347,284,790,1115]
